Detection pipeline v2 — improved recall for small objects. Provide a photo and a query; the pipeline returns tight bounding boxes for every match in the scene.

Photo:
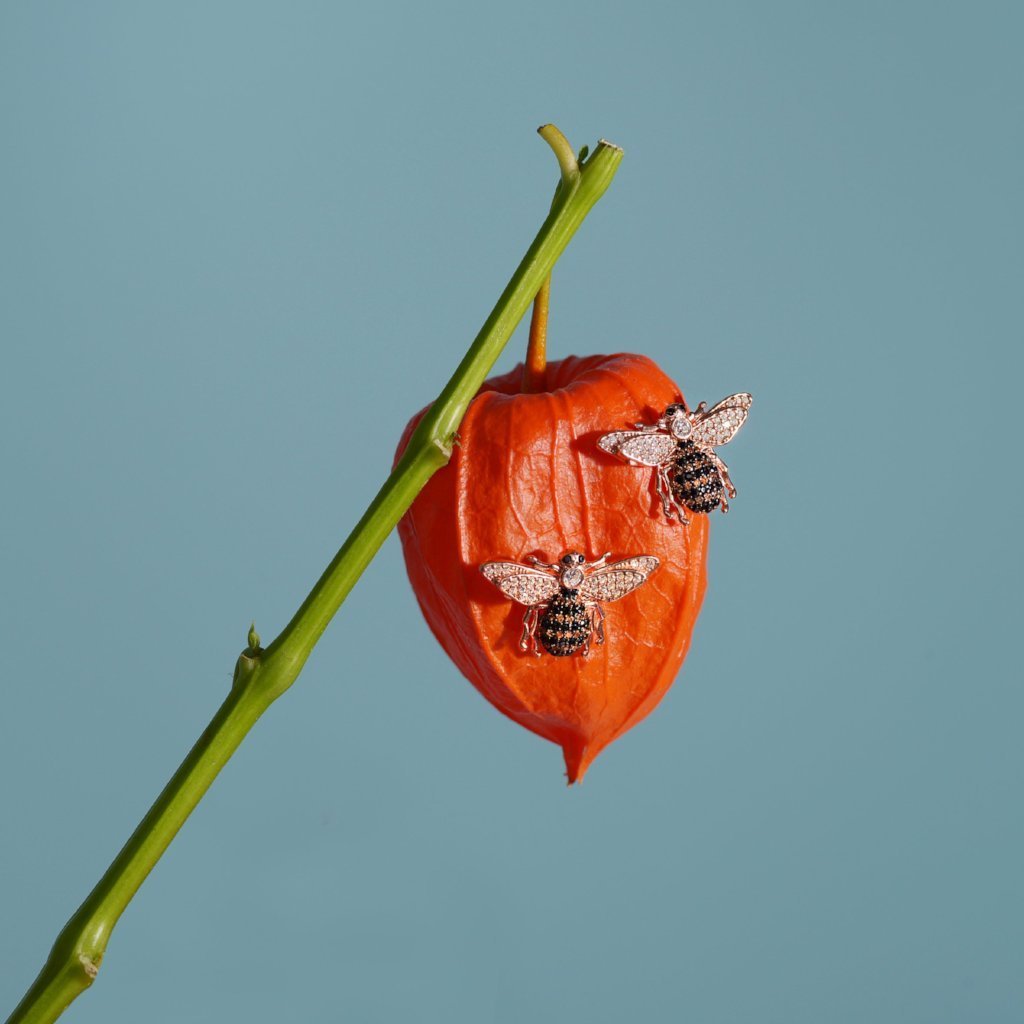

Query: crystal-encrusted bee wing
[578,556,659,603]
[689,392,752,449]
[480,562,561,606]
[596,431,678,467]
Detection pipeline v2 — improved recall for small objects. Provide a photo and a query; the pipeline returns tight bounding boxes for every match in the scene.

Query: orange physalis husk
[395,353,709,783]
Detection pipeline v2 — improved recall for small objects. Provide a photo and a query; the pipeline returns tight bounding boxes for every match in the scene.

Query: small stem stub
[537,124,580,186]
[233,623,263,690]
[522,275,551,393]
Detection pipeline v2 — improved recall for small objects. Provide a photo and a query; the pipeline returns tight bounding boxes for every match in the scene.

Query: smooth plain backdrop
[2,3,1021,1022]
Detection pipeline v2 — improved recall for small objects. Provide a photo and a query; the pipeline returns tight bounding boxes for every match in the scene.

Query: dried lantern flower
[395,353,710,782]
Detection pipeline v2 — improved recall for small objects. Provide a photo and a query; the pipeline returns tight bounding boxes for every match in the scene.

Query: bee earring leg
[711,452,737,501]
[656,464,690,524]
[654,466,673,518]
[532,606,546,656]
[527,556,560,571]
[590,604,606,645]
[522,605,544,657]
[520,606,538,654]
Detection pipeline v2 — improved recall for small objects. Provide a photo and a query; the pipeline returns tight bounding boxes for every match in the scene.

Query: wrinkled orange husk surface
[396,353,708,782]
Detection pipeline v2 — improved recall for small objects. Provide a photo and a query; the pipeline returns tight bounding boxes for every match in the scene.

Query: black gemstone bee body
[672,440,724,515]
[538,589,592,657]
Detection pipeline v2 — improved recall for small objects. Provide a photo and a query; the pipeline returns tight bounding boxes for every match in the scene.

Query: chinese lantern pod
[396,353,709,782]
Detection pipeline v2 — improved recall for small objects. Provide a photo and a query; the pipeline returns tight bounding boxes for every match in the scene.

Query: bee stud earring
[480,551,659,657]
[598,393,752,524]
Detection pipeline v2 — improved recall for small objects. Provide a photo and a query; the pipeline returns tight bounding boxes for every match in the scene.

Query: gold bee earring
[598,393,752,524]
[479,551,659,657]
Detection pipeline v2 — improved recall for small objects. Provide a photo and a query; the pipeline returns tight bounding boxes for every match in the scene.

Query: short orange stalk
[522,274,551,392]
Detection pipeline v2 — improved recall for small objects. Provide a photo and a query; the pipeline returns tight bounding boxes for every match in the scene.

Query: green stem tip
[537,123,580,186]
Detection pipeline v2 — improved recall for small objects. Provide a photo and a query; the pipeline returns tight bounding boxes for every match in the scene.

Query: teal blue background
[2,3,1021,1021]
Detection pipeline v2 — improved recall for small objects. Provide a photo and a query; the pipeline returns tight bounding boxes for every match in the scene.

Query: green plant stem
[6,125,622,1024]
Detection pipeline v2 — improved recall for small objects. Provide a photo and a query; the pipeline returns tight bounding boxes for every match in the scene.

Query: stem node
[77,956,99,981]
[232,650,261,692]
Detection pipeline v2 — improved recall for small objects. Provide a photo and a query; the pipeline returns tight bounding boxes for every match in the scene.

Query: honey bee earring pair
[479,391,752,658]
